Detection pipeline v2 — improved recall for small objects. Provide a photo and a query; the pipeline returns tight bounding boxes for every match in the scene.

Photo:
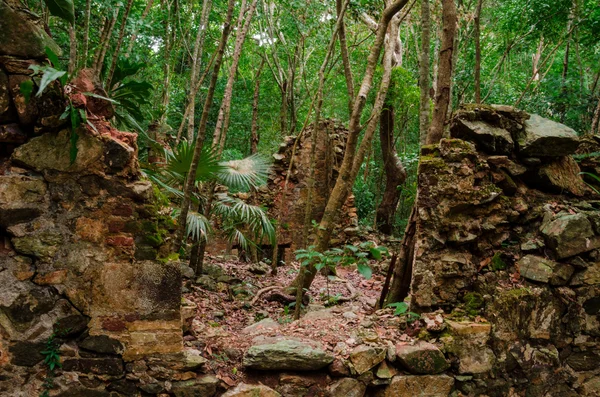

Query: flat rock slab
[243,339,334,371]
[450,118,514,154]
[222,383,281,397]
[328,377,366,397]
[172,375,219,397]
[540,213,600,259]
[385,375,455,397]
[241,318,280,335]
[517,114,580,157]
[396,341,449,375]
[349,345,386,374]
[518,255,574,285]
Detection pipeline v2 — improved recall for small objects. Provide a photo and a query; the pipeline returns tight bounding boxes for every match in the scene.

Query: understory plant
[40,333,61,397]
[295,241,388,306]
[143,140,275,270]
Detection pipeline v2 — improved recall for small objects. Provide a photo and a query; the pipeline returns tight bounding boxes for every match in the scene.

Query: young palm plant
[143,141,275,275]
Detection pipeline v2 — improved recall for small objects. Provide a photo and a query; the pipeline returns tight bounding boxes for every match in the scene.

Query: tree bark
[250,57,265,154]
[591,96,600,136]
[337,0,354,115]
[473,0,483,103]
[173,0,236,252]
[125,0,156,57]
[426,0,457,145]
[212,0,259,153]
[106,0,135,87]
[418,0,431,144]
[289,0,409,292]
[68,25,77,76]
[375,102,407,234]
[92,8,120,79]
[159,0,174,124]
[386,206,417,303]
[301,0,350,248]
[81,0,91,68]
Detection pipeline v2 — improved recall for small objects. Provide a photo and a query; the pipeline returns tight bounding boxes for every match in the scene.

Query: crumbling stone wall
[249,119,358,262]
[0,7,183,395]
[410,105,600,396]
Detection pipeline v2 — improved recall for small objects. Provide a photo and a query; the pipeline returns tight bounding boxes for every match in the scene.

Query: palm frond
[217,155,271,190]
[165,141,225,182]
[213,195,275,244]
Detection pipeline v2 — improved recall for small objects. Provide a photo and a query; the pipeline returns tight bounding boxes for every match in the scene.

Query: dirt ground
[182,255,412,386]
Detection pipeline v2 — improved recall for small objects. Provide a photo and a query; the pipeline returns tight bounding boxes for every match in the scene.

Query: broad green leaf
[19,80,33,104]
[44,0,75,25]
[29,66,65,97]
[45,46,61,68]
[356,263,372,279]
[369,247,382,260]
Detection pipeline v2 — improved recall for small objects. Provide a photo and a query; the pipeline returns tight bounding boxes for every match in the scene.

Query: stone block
[450,118,514,154]
[243,339,334,371]
[396,341,449,375]
[0,1,62,58]
[11,130,105,174]
[0,174,46,227]
[385,375,454,397]
[517,114,580,157]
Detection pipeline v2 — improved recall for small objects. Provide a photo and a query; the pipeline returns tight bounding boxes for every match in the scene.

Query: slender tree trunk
[375,103,407,234]
[213,0,260,153]
[560,0,576,123]
[290,0,409,292]
[532,36,544,81]
[301,0,350,248]
[125,0,156,57]
[174,0,212,143]
[81,0,91,68]
[68,25,77,75]
[376,15,406,235]
[159,0,175,125]
[280,80,288,134]
[92,8,120,79]
[426,0,457,144]
[473,0,483,103]
[591,97,600,136]
[337,0,354,115]
[174,0,236,252]
[418,0,431,144]
[106,0,135,87]
[386,206,417,303]
[250,58,265,154]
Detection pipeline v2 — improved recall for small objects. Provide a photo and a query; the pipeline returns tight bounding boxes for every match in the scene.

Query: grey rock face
[243,339,334,370]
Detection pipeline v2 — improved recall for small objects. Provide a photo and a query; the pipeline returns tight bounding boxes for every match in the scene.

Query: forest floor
[182,254,412,385]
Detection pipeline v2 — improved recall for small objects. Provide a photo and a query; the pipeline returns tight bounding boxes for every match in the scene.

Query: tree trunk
[591,96,600,136]
[301,0,350,248]
[386,206,417,303]
[212,0,260,153]
[426,0,457,145]
[337,0,354,115]
[159,0,174,124]
[418,0,431,144]
[173,0,236,252]
[125,0,156,57]
[289,0,409,292]
[68,25,77,75]
[376,17,407,235]
[560,0,576,123]
[375,103,407,234]
[250,57,265,154]
[473,0,483,103]
[81,0,91,68]
[172,0,212,143]
[92,8,120,79]
[106,0,135,87]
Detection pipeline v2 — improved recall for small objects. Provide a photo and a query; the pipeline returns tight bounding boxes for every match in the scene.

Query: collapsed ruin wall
[409,104,600,396]
[210,119,359,263]
[0,6,185,395]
